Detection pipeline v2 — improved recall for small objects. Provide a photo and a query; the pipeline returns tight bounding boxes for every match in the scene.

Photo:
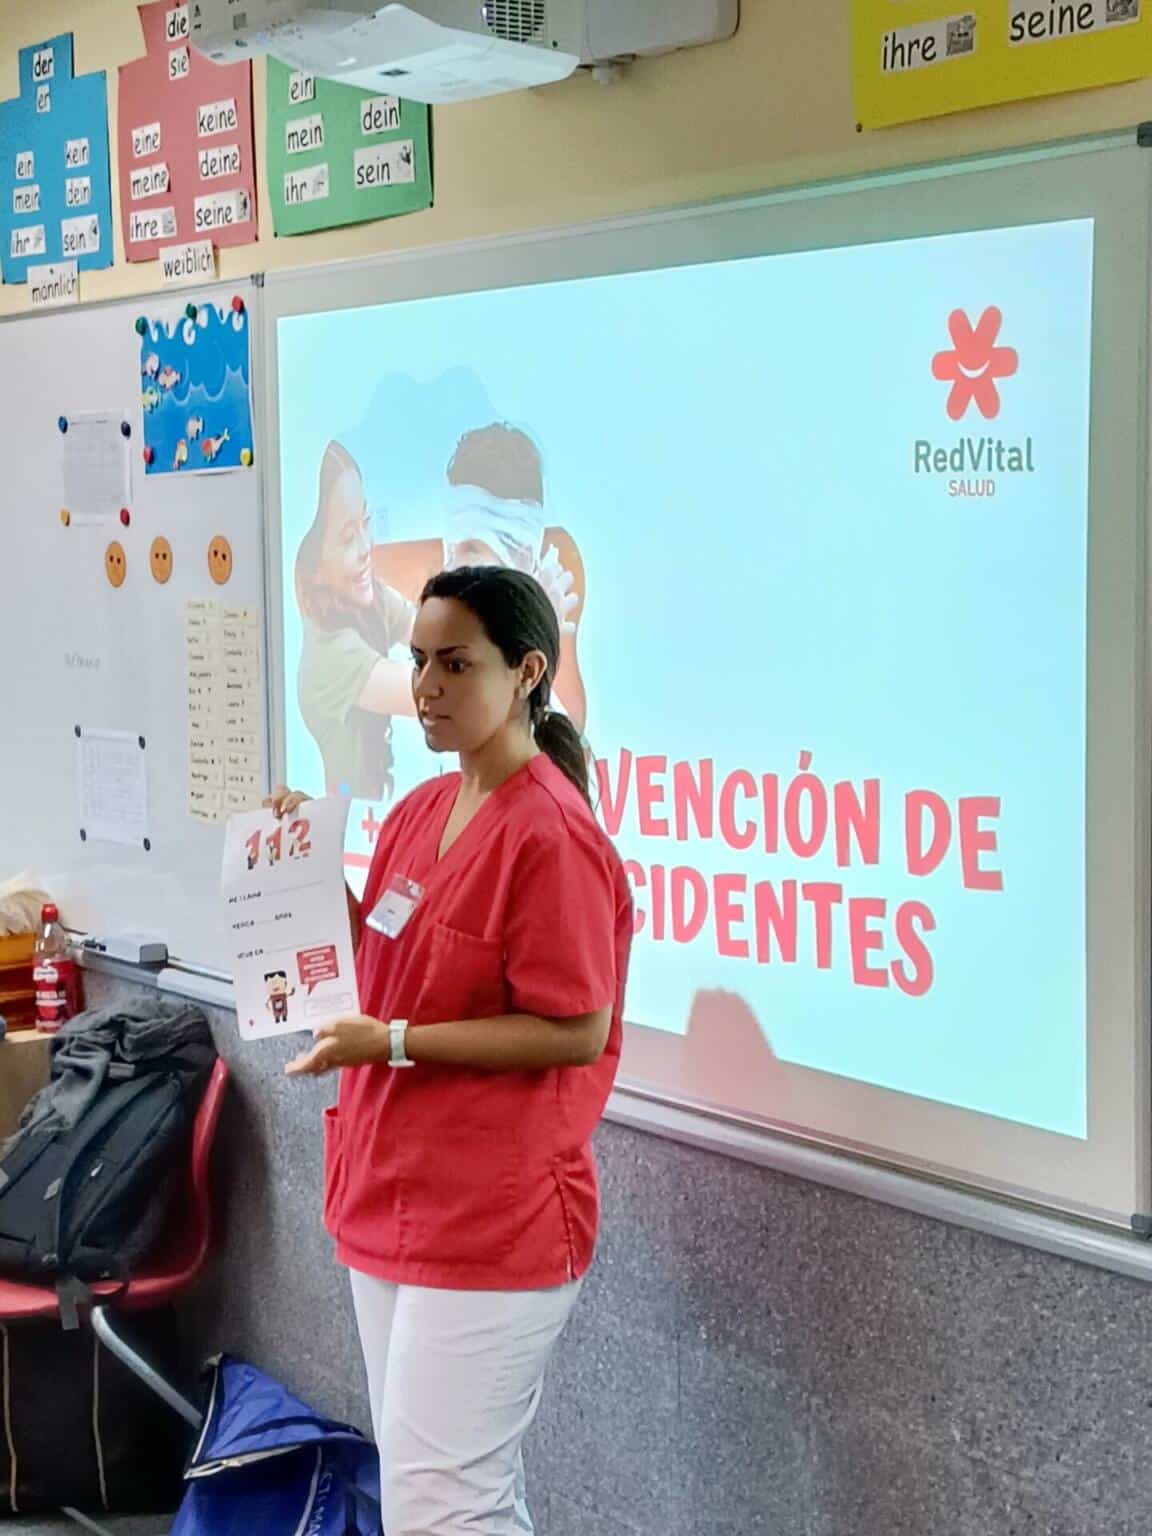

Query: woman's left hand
[285,1014,389,1077]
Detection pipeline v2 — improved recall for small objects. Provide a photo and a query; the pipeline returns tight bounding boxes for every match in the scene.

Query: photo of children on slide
[294,422,585,804]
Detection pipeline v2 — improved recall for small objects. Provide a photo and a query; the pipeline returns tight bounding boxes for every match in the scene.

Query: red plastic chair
[0,1057,229,1530]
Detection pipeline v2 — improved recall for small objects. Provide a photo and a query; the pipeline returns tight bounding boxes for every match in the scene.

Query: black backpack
[0,1001,215,1322]
[0,1071,186,1284]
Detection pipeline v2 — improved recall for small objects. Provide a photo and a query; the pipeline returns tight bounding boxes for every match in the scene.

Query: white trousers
[350,1269,583,1536]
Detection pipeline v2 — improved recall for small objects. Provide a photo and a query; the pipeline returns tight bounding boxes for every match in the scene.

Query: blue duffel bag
[172,1355,382,1535]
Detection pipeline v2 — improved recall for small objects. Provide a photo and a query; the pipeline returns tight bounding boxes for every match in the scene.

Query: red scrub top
[325,754,634,1291]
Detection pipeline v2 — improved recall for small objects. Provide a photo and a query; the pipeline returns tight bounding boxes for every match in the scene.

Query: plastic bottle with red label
[33,902,81,1033]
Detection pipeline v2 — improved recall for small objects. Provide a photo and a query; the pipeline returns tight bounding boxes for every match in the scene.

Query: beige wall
[1,0,1151,317]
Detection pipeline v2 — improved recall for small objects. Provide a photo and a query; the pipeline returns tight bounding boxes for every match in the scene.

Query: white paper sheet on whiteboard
[61,411,130,526]
[77,727,149,848]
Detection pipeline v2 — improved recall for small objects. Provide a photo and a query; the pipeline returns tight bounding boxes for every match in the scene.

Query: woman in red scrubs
[268,565,633,1536]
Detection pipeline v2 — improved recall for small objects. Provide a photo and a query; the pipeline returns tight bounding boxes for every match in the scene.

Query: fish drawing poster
[139,296,254,475]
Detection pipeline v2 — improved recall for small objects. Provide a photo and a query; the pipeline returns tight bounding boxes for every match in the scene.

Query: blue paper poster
[0,34,113,283]
[138,296,255,476]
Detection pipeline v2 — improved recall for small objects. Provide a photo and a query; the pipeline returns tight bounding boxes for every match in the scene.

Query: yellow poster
[853,0,1152,128]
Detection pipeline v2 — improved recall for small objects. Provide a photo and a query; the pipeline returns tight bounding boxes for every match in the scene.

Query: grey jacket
[5,998,214,1152]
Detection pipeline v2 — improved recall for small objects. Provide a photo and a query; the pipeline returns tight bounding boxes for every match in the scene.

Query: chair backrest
[184,1057,230,1280]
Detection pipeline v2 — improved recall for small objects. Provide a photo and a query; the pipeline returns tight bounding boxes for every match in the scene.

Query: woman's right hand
[264,785,313,820]
[536,543,578,635]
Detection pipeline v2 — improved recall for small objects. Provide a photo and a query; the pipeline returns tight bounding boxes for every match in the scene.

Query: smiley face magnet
[105,541,127,588]
[149,536,174,584]
[208,535,233,586]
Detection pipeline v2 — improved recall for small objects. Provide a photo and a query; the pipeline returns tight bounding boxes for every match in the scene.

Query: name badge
[367,873,424,939]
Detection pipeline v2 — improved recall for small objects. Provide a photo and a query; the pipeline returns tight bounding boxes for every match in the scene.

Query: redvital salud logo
[916,307,1032,498]
[931,307,1018,421]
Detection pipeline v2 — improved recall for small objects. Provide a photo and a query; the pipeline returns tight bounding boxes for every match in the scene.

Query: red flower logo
[932,307,1018,421]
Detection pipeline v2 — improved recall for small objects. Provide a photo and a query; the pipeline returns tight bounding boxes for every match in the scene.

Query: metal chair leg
[60,1507,120,1536]
[90,1306,203,1429]
[61,1507,172,1536]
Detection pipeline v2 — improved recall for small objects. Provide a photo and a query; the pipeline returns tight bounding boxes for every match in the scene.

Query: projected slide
[277,218,1094,1138]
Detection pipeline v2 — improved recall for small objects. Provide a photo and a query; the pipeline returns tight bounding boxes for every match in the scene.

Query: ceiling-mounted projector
[189,1,738,104]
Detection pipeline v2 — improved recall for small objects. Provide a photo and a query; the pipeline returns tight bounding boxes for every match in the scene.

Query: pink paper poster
[117,1,257,263]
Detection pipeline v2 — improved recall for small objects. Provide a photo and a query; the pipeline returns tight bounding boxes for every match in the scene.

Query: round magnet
[207,534,233,586]
[104,541,127,589]
[149,536,173,584]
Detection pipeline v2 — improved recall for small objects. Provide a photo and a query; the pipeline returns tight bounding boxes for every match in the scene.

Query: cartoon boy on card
[265,970,296,1026]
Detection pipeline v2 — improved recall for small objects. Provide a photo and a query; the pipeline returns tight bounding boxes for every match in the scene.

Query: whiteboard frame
[258,128,1152,1229]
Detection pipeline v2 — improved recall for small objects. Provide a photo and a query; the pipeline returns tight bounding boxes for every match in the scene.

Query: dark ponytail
[420,564,591,805]
[534,709,591,806]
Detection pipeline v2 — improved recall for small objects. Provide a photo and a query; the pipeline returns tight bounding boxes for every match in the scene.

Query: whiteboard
[0,279,267,975]
[261,131,1151,1228]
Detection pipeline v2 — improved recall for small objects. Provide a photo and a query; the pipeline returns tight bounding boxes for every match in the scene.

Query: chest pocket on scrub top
[412,923,508,1026]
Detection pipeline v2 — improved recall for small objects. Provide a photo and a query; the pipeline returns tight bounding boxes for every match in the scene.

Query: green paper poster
[266,60,432,237]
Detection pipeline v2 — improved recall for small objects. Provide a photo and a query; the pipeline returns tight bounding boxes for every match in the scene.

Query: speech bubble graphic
[297,943,339,995]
